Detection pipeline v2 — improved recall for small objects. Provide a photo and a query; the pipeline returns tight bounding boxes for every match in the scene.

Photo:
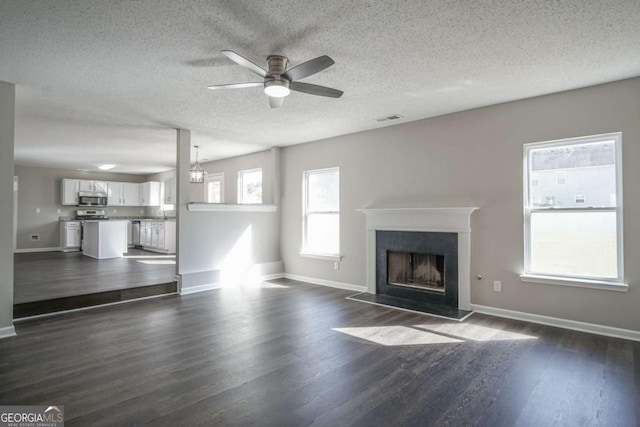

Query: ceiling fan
[207,50,343,108]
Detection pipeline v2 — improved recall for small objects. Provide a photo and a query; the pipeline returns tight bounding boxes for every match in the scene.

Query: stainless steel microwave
[78,192,108,207]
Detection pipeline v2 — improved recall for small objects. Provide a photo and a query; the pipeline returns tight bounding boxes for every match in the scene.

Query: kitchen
[13,165,180,316]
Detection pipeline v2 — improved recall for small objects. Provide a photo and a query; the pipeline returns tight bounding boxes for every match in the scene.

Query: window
[523,133,624,286]
[302,168,339,257]
[238,168,262,204]
[206,173,224,203]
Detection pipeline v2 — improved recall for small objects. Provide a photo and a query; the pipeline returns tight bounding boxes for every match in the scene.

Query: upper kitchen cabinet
[139,181,161,206]
[123,182,140,206]
[107,182,140,206]
[61,179,80,205]
[79,180,108,193]
[163,177,176,205]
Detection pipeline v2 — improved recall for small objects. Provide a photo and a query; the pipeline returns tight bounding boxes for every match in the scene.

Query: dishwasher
[132,220,141,248]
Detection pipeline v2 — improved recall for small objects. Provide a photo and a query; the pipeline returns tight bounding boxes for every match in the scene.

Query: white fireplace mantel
[358,207,478,311]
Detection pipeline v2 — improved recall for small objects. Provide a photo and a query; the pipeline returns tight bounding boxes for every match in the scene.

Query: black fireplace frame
[376,230,458,308]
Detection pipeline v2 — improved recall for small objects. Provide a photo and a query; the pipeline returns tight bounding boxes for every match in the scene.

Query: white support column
[175,129,191,292]
[0,81,16,338]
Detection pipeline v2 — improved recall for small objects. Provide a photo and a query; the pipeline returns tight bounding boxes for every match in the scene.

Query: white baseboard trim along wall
[179,262,285,296]
[0,325,16,340]
[283,273,367,293]
[471,304,640,342]
[14,247,60,253]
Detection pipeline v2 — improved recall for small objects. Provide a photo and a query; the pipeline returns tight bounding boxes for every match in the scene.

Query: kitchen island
[82,220,128,259]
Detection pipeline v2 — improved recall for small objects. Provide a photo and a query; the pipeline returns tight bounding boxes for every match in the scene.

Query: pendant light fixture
[190,145,205,183]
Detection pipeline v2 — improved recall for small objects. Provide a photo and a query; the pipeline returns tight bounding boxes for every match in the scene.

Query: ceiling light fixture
[190,146,205,183]
[98,164,115,170]
[263,79,290,98]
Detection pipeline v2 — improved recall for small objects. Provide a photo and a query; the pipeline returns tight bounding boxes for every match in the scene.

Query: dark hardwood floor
[0,279,638,426]
[14,249,176,303]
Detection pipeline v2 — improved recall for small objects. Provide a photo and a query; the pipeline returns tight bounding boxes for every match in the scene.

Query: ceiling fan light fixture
[264,79,290,98]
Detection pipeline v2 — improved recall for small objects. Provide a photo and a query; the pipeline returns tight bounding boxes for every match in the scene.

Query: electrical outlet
[493,280,502,292]
[112,209,117,214]
[334,261,340,270]
[57,208,61,214]
[35,208,40,214]
[140,209,144,214]
[30,234,40,241]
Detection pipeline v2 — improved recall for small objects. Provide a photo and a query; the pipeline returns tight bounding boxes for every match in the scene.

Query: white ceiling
[1,0,639,174]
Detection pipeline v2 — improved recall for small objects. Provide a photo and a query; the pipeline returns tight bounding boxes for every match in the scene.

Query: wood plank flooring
[14,249,176,303]
[0,278,638,426]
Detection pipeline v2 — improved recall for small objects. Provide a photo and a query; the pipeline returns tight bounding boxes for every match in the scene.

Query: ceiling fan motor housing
[264,55,290,97]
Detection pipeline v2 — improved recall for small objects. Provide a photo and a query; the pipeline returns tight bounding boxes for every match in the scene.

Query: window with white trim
[238,168,262,204]
[302,167,339,256]
[206,172,224,203]
[524,133,623,283]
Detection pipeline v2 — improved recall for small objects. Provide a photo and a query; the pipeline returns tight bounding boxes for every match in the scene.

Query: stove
[76,209,109,220]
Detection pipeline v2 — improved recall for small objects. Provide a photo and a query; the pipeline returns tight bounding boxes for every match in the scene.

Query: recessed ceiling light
[98,164,115,170]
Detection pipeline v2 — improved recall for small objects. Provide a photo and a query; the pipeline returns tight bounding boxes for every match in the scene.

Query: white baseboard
[471,304,640,342]
[283,273,367,293]
[179,282,222,295]
[0,325,16,340]
[262,273,285,281]
[14,247,61,253]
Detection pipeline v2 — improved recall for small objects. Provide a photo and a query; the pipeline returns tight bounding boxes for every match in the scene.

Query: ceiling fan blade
[290,82,343,98]
[283,55,334,81]
[269,96,284,109]
[207,82,263,90]
[221,50,268,78]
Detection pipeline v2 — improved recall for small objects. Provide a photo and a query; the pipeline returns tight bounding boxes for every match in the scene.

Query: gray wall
[14,166,147,249]
[0,81,15,330]
[280,77,640,331]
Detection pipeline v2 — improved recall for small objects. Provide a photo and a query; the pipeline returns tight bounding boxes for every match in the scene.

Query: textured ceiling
[1,0,639,174]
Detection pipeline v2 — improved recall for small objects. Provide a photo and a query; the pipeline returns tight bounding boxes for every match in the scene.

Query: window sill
[520,274,628,292]
[188,203,277,212]
[300,252,343,262]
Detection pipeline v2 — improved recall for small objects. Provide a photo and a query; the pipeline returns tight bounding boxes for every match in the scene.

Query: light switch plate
[493,280,502,292]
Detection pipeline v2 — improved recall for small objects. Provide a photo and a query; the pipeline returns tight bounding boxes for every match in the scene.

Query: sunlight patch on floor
[413,323,538,342]
[332,326,463,346]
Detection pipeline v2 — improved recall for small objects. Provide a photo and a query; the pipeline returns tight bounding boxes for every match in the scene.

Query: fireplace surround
[359,207,478,311]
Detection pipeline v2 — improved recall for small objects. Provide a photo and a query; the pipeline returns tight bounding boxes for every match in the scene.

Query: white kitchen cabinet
[163,177,176,204]
[79,179,108,193]
[141,220,175,253]
[123,183,139,206]
[107,182,124,206]
[59,221,81,251]
[61,179,80,205]
[107,182,140,206]
[139,182,161,206]
[94,181,108,193]
[140,221,152,246]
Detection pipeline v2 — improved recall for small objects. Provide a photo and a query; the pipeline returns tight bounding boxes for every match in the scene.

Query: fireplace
[376,230,458,308]
[359,207,478,311]
[387,251,445,292]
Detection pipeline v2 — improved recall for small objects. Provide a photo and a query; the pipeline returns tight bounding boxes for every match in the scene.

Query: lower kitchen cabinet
[140,220,176,253]
[60,221,81,251]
